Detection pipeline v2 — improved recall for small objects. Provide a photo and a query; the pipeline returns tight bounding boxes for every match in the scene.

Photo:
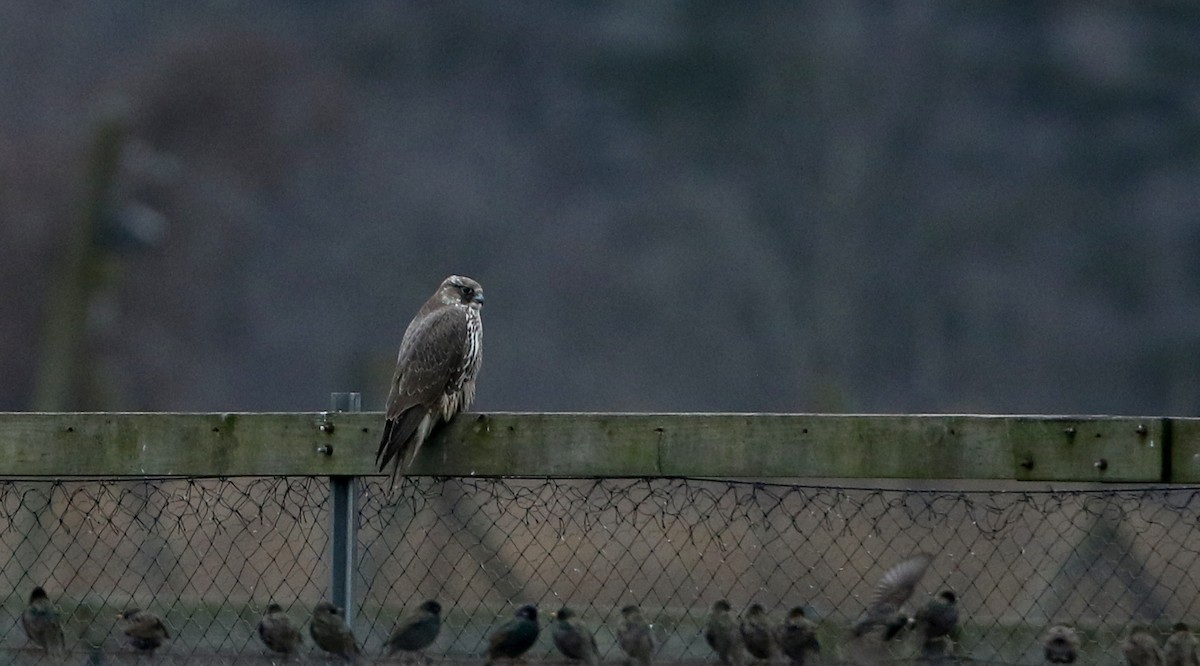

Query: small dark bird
[385,600,443,658]
[617,605,654,666]
[257,603,303,656]
[486,605,540,665]
[21,587,64,654]
[120,608,169,655]
[740,604,774,660]
[377,275,485,480]
[1042,625,1081,664]
[1122,625,1164,666]
[914,590,958,658]
[1166,623,1199,666]
[552,607,600,666]
[310,601,360,661]
[706,600,745,666]
[852,553,932,638]
[777,607,820,666]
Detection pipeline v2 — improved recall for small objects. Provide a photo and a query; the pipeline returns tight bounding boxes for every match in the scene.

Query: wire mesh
[1,476,1199,664]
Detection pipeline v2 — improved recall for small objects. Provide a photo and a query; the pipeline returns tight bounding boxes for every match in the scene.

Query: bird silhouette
[385,600,443,658]
[257,603,303,656]
[119,608,169,655]
[617,605,654,666]
[777,607,820,666]
[21,587,64,655]
[705,600,745,666]
[486,605,540,665]
[310,601,360,661]
[551,607,600,666]
[1042,625,1080,664]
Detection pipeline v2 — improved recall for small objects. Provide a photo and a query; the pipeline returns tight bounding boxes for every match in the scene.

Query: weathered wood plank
[0,412,1184,480]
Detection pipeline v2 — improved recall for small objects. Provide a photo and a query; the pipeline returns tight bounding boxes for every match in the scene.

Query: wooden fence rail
[1,411,1198,482]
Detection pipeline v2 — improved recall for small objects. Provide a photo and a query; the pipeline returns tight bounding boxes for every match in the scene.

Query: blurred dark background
[5,2,1200,416]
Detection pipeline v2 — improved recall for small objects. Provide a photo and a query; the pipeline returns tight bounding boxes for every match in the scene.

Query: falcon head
[712,600,732,613]
[439,275,484,309]
[745,603,766,617]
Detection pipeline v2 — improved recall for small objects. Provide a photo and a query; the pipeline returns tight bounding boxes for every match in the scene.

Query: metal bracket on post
[329,392,360,628]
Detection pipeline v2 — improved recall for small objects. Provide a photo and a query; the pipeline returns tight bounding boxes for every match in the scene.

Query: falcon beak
[473,293,485,304]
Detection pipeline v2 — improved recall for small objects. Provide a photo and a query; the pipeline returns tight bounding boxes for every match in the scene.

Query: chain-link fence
[1,476,1198,664]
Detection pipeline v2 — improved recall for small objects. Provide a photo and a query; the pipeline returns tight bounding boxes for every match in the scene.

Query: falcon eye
[460,286,474,296]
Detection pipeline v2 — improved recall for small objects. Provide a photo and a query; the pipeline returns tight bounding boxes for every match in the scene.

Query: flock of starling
[15,553,1200,665]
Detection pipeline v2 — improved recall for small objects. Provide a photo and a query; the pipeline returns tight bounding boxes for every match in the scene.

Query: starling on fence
[257,603,303,656]
[310,601,360,661]
[777,607,820,666]
[486,604,540,665]
[21,586,65,654]
[119,608,169,655]
[914,590,958,658]
[552,607,600,666]
[706,600,745,666]
[1042,625,1080,664]
[384,599,443,658]
[740,604,774,660]
[1166,623,1199,666]
[1122,625,1165,666]
[617,605,654,666]
[377,275,484,481]
[851,552,932,638]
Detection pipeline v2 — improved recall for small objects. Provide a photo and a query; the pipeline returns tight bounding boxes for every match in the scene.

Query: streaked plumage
[377,275,484,481]
[120,608,169,655]
[777,607,820,666]
[705,600,745,666]
[486,605,540,664]
[21,587,64,654]
[1043,625,1081,664]
[310,601,360,661]
[740,604,774,660]
[852,553,932,638]
[552,607,600,666]
[257,603,302,656]
[617,605,654,666]
[1166,623,1199,666]
[1122,625,1165,666]
[385,600,442,657]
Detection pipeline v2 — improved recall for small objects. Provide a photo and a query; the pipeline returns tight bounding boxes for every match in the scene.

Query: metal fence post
[329,392,360,627]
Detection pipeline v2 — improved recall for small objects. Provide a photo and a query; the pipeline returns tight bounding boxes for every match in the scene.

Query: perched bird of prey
[310,601,360,661]
[119,609,169,655]
[257,603,303,656]
[914,590,958,658]
[777,607,820,666]
[617,605,654,666]
[21,587,64,654]
[1166,623,1199,666]
[740,604,774,660]
[377,275,484,480]
[486,605,540,665]
[1122,625,1165,666]
[705,600,745,666]
[1042,625,1081,664]
[852,552,932,638]
[385,600,443,658]
[551,607,600,666]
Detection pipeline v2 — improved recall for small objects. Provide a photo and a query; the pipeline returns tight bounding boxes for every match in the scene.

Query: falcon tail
[376,406,432,479]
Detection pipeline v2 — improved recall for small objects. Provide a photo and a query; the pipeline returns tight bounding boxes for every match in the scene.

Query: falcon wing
[376,307,469,474]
